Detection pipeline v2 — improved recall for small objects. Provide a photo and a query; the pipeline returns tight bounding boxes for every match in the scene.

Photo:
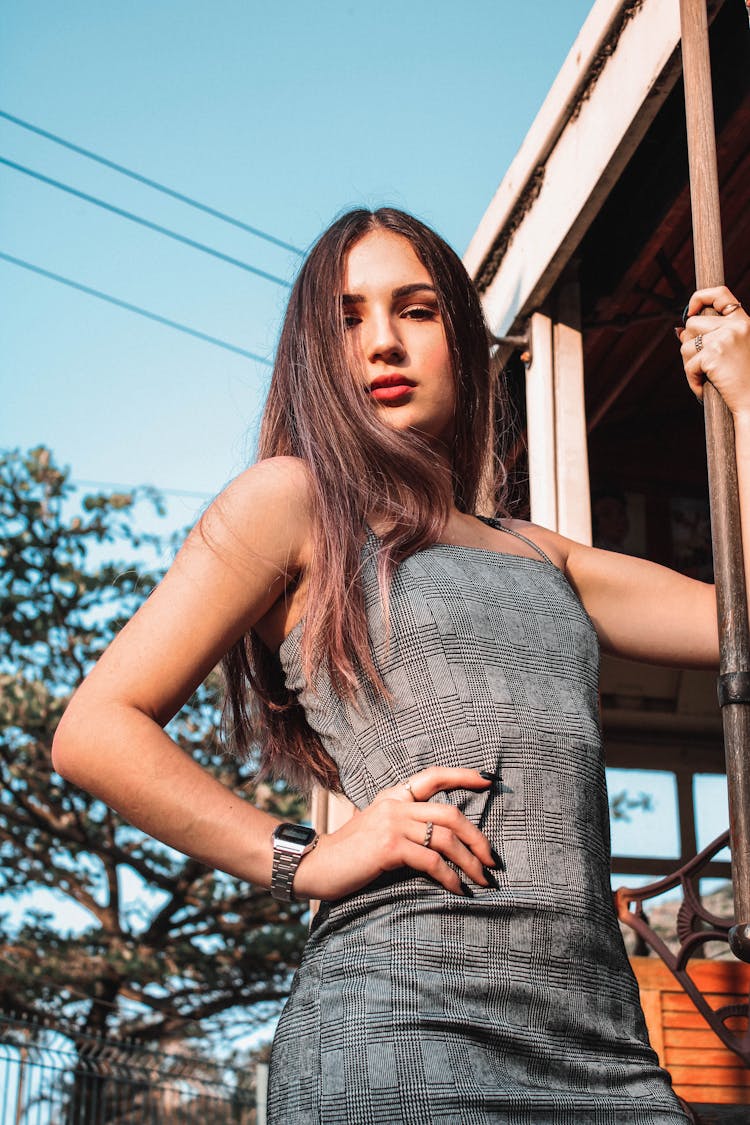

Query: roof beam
[465,0,708,337]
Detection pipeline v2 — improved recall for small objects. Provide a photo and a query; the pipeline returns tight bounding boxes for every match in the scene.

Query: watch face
[275,823,317,847]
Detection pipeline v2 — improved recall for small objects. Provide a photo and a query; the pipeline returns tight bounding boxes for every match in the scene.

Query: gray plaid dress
[268,521,688,1124]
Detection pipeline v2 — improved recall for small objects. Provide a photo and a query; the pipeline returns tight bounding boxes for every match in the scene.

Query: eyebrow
[341,283,436,305]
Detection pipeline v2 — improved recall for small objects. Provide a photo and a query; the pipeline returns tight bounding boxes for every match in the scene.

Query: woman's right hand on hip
[291,767,497,901]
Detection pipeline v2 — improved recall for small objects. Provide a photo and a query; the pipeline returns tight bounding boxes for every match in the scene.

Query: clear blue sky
[1,0,595,530]
[0,0,731,931]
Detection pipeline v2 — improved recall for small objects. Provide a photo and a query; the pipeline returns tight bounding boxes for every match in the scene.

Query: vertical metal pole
[680,0,750,961]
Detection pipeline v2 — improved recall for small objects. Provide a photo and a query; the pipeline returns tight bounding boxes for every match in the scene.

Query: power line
[0,251,274,365]
[0,108,305,257]
[72,478,213,501]
[0,156,292,288]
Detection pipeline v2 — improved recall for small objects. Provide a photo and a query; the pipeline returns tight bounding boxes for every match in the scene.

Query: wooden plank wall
[632,956,750,1106]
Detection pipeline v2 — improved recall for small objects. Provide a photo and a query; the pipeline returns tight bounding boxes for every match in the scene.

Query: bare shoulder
[64,457,317,726]
[502,516,633,583]
[197,456,314,571]
[500,516,717,667]
[209,456,312,528]
[501,516,570,570]
[236,454,311,494]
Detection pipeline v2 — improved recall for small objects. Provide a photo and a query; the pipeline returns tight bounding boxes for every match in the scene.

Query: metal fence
[0,1012,261,1125]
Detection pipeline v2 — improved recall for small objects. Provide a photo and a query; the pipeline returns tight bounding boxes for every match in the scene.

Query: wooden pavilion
[312,0,749,1114]
[462,0,750,1113]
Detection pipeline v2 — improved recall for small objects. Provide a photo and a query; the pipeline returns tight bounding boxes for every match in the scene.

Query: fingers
[398,766,492,803]
[681,353,708,402]
[428,824,491,888]
[371,791,496,892]
[299,778,499,900]
[396,769,496,885]
[681,312,734,340]
[382,798,495,890]
[678,289,748,409]
[400,840,467,896]
[410,801,495,870]
[686,285,741,319]
[679,323,712,401]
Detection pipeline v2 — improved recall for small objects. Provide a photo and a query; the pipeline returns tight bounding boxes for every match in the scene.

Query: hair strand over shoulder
[220,207,511,793]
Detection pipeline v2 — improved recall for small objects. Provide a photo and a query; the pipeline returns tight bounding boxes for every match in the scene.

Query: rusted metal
[680,0,750,962]
[490,334,529,350]
[615,829,750,1064]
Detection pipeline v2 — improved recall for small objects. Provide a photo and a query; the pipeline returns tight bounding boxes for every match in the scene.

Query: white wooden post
[524,277,591,544]
[256,1061,269,1125]
[310,789,356,918]
[552,273,592,545]
[526,313,558,530]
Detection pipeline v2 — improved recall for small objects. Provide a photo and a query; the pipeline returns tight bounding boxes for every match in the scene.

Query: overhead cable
[0,251,274,365]
[72,479,213,501]
[0,156,292,288]
[0,108,304,256]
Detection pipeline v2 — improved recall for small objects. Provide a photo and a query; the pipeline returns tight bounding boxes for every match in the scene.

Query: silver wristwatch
[271,822,319,901]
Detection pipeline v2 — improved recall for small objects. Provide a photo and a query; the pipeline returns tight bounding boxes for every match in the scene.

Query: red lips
[368,374,416,403]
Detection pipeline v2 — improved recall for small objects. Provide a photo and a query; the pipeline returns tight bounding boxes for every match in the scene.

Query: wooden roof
[467,0,749,526]
[582,2,749,496]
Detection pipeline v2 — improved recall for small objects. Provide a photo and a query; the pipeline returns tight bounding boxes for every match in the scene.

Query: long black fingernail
[458,881,474,897]
[480,770,503,784]
[482,868,500,888]
[682,303,690,326]
[490,847,505,870]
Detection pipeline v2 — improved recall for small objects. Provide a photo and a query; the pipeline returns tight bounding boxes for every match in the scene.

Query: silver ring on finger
[423,822,434,849]
[720,301,742,316]
[403,779,415,799]
[695,334,704,353]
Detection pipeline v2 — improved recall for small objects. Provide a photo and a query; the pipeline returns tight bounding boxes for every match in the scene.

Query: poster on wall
[669,497,714,581]
[591,490,647,557]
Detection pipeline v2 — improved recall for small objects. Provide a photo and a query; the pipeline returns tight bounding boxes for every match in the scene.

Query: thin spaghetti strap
[475,514,556,568]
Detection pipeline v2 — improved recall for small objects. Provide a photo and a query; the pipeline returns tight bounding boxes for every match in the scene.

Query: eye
[402,305,438,321]
[343,314,361,330]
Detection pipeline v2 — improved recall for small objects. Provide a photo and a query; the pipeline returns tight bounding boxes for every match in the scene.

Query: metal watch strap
[270,827,319,901]
[271,847,304,902]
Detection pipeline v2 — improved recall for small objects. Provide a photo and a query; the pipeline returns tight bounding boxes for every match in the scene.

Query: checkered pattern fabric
[268,524,688,1123]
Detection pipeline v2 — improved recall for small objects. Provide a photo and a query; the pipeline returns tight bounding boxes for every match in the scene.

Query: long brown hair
[221,208,509,792]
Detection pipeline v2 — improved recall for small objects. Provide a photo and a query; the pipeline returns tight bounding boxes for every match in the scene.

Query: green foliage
[0,447,307,1046]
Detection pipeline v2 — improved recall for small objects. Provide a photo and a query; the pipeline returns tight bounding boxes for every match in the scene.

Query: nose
[365,311,406,365]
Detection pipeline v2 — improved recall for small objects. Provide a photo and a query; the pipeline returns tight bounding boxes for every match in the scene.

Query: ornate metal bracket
[615,829,750,1065]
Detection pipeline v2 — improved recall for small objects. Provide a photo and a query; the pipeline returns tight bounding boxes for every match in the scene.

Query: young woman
[53,208,749,1123]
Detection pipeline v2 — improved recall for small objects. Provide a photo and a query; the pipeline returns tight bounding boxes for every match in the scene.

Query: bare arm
[564,541,718,668]
[52,456,315,887]
[550,285,750,670]
[680,286,750,606]
[52,456,496,899]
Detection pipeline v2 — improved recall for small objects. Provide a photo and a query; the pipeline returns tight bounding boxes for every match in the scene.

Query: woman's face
[342,229,456,447]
